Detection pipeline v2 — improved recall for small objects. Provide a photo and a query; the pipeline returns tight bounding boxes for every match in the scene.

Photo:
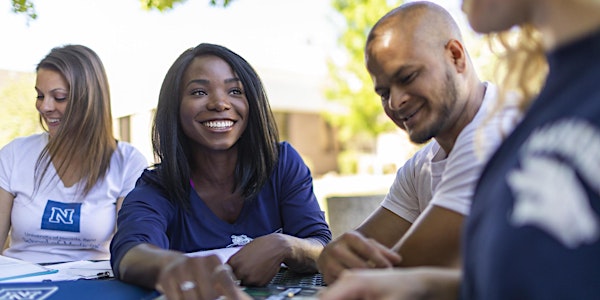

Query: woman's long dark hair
[150,43,279,208]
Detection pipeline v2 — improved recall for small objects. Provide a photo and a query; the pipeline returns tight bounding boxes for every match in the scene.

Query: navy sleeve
[276,142,332,246]
[110,170,175,278]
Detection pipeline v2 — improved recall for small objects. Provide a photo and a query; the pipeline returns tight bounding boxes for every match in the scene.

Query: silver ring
[180,280,196,291]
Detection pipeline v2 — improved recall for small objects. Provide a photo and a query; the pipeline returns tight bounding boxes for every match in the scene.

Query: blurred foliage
[10,0,234,21]
[0,72,41,148]
[140,0,234,11]
[10,0,36,20]
[325,0,403,174]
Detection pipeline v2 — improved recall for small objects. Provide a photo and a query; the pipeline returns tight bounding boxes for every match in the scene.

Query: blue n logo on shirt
[41,200,81,232]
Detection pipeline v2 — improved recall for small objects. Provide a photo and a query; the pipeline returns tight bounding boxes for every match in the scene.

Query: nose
[387,86,409,111]
[37,97,55,113]
[206,91,232,112]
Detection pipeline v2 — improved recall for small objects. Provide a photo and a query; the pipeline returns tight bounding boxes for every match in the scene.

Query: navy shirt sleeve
[110,170,175,278]
[275,142,331,246]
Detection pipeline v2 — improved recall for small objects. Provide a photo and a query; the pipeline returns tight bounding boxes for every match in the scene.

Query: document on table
[0,259,114,283]
[0,255,58,281]
[186,247,242,263]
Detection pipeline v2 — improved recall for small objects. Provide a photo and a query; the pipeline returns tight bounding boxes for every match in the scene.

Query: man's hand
[317,231,402,284]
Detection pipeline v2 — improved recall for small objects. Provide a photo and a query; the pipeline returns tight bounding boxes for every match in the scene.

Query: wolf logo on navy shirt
[41,200,82,232]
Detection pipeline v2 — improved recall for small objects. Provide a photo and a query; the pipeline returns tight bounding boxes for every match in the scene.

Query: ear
[445,39,467,73]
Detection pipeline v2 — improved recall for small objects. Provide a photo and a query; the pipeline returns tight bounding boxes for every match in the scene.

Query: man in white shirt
[317,1,520,284]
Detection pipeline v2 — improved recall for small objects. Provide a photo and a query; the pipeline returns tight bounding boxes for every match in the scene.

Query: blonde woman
[462,0,600,298]
[320,0,600,299]
[0,45,147,263]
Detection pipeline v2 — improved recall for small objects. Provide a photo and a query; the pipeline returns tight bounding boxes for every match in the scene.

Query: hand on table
[155,254,249,300]
[319,267,459,300]
[317,230,402,284]
[227,233,288,286]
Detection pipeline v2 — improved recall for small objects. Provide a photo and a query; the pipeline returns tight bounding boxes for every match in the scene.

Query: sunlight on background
[0,0,487,224]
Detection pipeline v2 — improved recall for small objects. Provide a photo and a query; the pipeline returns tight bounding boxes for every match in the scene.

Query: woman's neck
[533,1,600,51]
[190,147,238,186]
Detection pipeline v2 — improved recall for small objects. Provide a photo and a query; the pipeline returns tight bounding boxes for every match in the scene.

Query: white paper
[185,247,242,263]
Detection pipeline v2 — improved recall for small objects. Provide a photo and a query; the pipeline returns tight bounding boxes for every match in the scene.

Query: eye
[36,94,43,100]
[229,88,243,95]
[55,97,67,102]
[400,72,417,84]
[377,90,390,103]
[190,89,207,96]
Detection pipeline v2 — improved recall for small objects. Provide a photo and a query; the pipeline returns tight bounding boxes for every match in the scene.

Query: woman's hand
[155,254,228,300]
[319,267,461,300]
[227,234,287,286]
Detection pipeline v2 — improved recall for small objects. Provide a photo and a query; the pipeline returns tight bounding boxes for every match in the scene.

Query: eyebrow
[34,86,69,93]
[185,77,241,88]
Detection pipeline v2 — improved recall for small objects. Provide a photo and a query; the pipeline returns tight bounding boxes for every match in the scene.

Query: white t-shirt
[0,133,148,263]
[382,83,520,222]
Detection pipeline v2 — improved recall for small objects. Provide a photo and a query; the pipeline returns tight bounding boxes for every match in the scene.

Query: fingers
[367,238,403,267]
[319,232,402,284]
[212,264,252,300]
[319,270,366,300]
[156,254,222,300]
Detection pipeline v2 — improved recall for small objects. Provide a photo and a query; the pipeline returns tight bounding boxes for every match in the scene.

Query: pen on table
[265,287,302,300]
[79,271,112,280]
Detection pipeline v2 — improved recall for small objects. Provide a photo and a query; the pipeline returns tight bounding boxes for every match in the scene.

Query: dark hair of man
[35,44,117,196]
[151,43,280,209]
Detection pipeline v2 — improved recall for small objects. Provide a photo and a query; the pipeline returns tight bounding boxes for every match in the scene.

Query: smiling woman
[0,44,148,264]
[110,43,332,300]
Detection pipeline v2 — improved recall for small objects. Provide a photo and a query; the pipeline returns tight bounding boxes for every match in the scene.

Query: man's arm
[356,206,412,248]
[317,206,408,284]
[392,205,464,267]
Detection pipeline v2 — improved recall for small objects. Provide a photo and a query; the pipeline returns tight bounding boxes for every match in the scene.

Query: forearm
[417,267,461,300]
[281,235,324,273]
[392,206,464,268]
[0,188,14,250]
[118,243,185,289]
[355,207,411,249]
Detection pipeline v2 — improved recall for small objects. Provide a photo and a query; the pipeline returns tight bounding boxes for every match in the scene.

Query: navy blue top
[463,28,600,300]
[110,142,331,277]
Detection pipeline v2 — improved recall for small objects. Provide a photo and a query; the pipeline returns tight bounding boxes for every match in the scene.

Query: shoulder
[1,133,47,156]
[2,133,47,148]
[276,141,303,161]
[114,141,148,165]
[116,141,145,158]
[126,168,165,196]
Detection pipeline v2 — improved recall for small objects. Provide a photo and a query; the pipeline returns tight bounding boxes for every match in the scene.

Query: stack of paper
[0,255,58,281]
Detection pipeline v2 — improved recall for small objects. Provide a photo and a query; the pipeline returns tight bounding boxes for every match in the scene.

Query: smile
[202,120,234,129]
[401,107,420,122]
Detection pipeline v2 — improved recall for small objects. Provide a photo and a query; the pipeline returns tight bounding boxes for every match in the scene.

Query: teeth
[47,118,60,124]
[203,120,234,129]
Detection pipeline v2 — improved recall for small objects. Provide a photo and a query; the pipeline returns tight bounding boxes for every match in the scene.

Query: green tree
[0,73,41,148]
[10,0,234,21]
[325,0,403,173]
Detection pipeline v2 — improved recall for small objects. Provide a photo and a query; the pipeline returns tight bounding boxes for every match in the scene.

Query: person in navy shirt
[462,0,600,299]
[110,43,331,300]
